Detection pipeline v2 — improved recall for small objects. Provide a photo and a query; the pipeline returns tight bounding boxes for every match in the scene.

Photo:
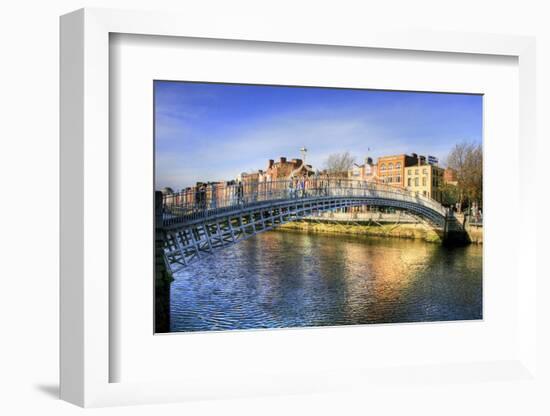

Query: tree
[445,142,483,209]
[323,152,356,175]
[440,183,461,206]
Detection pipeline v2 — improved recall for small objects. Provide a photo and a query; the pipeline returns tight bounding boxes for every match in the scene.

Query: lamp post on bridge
[300,146,308,165]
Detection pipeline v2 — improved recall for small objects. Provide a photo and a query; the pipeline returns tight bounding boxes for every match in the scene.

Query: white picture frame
[60,7,538,407]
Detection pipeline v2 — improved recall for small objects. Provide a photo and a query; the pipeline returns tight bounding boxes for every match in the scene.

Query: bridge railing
[160,178,447,226]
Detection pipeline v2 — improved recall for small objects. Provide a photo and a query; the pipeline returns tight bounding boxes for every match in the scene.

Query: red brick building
[443,167,458,185]
[264,157,314,180]
[377,154,421,187]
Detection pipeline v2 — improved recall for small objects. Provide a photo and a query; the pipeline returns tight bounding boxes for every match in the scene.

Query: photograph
[154,81,483,333]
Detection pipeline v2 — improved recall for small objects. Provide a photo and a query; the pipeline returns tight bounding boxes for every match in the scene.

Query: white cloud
[155,104,479,189]
[157,110,394,188]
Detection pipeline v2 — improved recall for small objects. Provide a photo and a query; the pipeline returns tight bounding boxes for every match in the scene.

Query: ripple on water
[169,231,482,332]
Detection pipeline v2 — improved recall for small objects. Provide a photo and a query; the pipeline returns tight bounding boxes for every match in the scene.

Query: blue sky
[155,81,482,190]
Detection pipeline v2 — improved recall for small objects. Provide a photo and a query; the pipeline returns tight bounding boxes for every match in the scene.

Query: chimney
[280,157,287,163]
[268,159,274,169]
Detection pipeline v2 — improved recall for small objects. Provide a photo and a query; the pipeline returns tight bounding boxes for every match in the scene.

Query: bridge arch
[158,179,463,273]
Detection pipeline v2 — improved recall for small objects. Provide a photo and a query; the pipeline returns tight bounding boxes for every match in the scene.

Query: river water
[170,231,482,332]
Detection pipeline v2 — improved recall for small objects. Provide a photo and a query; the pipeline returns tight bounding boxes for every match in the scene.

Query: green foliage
[440,183,461,206]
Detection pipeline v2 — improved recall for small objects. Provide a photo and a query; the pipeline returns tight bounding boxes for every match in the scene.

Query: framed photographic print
[153,81,483,334]
[60,8,538,408]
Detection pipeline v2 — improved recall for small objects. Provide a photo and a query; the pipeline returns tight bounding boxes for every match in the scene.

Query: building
[264,156,314,180]
[348,157,378,181]
[238,170,262,184]
[376,154,421,187]
[444,167,458,186]
[404,164,444,202]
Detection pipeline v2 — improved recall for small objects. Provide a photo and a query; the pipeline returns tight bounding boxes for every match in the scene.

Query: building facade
[348,157,378,182]
[404,164,444,202]
[377,154,420,187]
[264,157,313,180]
[238,156,314,186]
[443,167,458,186]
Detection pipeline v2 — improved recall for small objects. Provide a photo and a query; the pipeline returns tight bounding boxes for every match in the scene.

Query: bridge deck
[161,180,447,226]
[157,180,459,273]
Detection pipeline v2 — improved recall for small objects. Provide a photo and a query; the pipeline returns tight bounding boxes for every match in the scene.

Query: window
[423,191,427,196]
[422,177,427,186]
[388,177,393,183]
[415,169,419,175]
[414,177,419,186]
[389,163,393,170]
[407,178,411,186]
[380,164,386,171]
[423,168,427,175]
[396,162,401,169]
[407,170,411,176]
[396,176,401,183]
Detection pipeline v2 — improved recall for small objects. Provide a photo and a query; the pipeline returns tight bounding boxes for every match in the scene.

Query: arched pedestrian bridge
[157,179,464,273]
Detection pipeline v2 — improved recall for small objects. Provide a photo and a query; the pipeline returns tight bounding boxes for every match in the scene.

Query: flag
[428,155,439,165]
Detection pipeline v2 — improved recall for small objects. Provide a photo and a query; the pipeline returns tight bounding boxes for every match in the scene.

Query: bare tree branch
[323,152,356,174]
[445,142,483,207]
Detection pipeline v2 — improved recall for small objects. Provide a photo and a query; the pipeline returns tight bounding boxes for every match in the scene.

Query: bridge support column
[442,212,471,246]
[155,191,173,333]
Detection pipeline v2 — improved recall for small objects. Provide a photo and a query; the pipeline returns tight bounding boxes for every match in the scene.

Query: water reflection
[169,231,482,332]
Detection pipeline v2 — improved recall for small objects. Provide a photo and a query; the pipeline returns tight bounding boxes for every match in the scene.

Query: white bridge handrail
[161,178,447,226]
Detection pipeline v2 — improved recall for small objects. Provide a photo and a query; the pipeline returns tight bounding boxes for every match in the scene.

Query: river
[169,231,482,332]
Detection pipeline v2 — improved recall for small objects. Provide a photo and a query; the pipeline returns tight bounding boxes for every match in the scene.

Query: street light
[300,146,308,164]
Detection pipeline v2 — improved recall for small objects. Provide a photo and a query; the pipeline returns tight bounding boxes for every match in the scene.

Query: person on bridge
[199,184,207,210]
[323,177,329,196]
[194,185,201,210]
[237,181,244,205]
[298,178,305,198]
[210,183,217,209]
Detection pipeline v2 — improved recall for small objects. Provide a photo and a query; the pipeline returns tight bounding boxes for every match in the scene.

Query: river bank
[465,225,483,244]
[277,220,443,243]
[277,219,483,244]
